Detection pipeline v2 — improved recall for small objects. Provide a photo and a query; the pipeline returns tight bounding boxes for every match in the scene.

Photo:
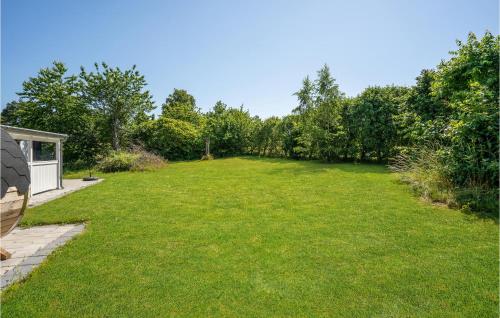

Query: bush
[97,148,167,172]
[136,117,203,160]
[390,148,453,204]
[64,159,90,172]
[129,147,167,171]
[454,186,498,215]
[389,147,498,216]
[97,151,138,172]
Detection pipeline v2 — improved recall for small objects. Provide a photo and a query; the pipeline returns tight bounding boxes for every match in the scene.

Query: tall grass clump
[390,147,498,217]
[390,148,454,205]
[129,146,168,171]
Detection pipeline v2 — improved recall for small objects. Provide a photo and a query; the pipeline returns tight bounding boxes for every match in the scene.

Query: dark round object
[1,128,30,199]
[83,177,99,181]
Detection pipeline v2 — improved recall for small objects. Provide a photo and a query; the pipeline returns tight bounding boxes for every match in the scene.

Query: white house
[1,125,67,196]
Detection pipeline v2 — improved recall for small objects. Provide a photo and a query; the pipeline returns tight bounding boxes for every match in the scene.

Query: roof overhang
[0,125,68,143]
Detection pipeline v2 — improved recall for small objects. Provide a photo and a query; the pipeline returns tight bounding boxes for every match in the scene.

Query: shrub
[97,148,167,173]
[390,148,454,205]
[389,147,498,216]
[136,117,203,160]
[97,151,138,172]
[129,146,167,171]
[64,159,89,172]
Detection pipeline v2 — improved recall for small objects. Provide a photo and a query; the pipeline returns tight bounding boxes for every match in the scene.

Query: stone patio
[1,224,85,289]
[1,178,101,289]
[29,178,102,207]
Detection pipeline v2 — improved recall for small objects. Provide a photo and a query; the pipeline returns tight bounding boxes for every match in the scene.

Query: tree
[292,74,318,159]
[161,89,201,125]
[393,69,450,150]
[80,63,154,150]
[1,101,23,126]
[278,115,301,158]
[137,117,202,160]
[254,116,282,156]
[204,101,255,156]
[432,31,499,192]
[407,69,444,121]
[293,76,315,115]
[3,62,102,163]
[352,86,409,161]
[315,64,342,104]
[312,65,345,161]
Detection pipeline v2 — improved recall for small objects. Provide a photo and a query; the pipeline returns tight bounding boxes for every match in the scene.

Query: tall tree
[292,75,318,159]
[293,76,315,115]
[161,89,201,125]
[407,69,444,121]
[313,64,345,161]
[0,101,23,126]
[4,62,101,163]
[80,63,154,150]
[254,116,282,156]
[204,101,255,156]
[315,64,341,104]
[432,31,499,190]
[353,86,409,161]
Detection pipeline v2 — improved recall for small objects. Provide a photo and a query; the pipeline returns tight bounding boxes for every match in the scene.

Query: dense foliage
[1,31,497,214]
[80,63,155,151]
[97,148,166,172]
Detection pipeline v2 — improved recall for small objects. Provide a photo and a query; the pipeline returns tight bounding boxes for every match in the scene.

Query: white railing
[30,161,58,195]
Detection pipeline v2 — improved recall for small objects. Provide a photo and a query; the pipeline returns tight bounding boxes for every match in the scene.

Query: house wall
[4,131,64,196]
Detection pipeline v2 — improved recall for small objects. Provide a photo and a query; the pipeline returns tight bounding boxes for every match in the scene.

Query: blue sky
[2,0,498,118]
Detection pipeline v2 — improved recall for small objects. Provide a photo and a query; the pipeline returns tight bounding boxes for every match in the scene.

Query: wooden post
[0,248,11,260]
[28,140,33,197]
[56,140,62,189]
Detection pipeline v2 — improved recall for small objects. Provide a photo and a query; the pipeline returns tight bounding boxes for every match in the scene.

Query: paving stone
[29,178,102,207]
[0,223,85,289]
[22,256,47,266]
[0,258,22,267]
[33,248,53,256]
[0,266,13,275]
[15,264,35,277]
[1,272,16,289]
[10,249,40,256]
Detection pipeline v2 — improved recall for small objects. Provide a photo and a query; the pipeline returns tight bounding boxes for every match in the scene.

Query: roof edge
[0,125,68,140]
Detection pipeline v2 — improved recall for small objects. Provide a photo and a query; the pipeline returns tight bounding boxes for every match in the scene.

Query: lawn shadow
[460,207,499,224]
[240,156,499,223]
[382,169,499,224]
[238,156,388,175]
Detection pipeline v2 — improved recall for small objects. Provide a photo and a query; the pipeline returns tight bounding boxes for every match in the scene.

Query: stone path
[1,224,85,289]
[29,178,102,207]
[1,178,100,289]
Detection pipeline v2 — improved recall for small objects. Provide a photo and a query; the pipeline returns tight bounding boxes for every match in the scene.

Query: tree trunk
[112,118,120,151]
[205,137,210,156]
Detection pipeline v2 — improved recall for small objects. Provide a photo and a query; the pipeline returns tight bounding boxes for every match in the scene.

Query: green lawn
[2,157,498,317]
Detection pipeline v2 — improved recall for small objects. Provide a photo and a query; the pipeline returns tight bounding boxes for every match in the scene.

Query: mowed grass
[2,157,498,317]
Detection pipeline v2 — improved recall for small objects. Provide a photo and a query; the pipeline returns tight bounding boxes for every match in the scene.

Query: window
[15,140,30,160]
[32,141,56,161]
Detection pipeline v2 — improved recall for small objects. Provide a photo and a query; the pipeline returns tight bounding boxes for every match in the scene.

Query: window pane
[15,140,30,160]
[33,141,56,161]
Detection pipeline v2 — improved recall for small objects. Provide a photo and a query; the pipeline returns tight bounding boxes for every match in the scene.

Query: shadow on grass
[20,217,89,228]
[239,155,389,175]
[461,209,499,224]
[241,156,499,223]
